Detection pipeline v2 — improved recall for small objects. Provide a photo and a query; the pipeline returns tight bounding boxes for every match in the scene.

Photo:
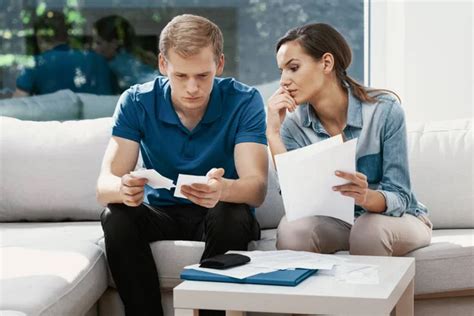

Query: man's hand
[181,168,225,208]
[120,174,148,207]
[332,171,369,206]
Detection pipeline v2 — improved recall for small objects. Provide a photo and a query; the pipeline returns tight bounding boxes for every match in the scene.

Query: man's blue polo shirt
[112,76,267,206]
[16,44,114,95]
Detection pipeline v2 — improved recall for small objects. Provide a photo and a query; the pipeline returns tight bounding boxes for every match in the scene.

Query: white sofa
[0,114,472,316]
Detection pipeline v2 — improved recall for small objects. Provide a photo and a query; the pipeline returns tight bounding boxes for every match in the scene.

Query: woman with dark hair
[267,23,432,256]
[93,15,159,92]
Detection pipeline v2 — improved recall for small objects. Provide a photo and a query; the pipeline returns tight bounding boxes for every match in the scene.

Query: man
[97,14,268,315]
[14,11,114,96]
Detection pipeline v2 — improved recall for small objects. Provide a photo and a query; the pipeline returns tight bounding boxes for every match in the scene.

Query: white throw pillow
[0,117,113,221]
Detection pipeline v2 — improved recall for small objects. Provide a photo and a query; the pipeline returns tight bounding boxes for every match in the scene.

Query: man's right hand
[120,174,148,207]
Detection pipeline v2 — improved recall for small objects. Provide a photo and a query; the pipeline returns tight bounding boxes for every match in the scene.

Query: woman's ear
[158,53,168,76]
[321,52,335,74]
[216,54,225,76]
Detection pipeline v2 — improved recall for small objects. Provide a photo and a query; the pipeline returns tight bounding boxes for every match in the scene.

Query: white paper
[275,135,357,224]
[174,174,209,199]
[184,263,277,279]
[318,263,380,284]
[184,251,375,281]
[184,250,346,279]
[229,250,347,271]
[131,169,175,190]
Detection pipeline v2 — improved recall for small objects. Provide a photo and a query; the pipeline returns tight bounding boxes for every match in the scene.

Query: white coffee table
[174,255,415,316]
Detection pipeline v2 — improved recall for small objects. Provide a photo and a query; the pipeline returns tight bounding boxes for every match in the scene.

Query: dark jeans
[101,202,260,316]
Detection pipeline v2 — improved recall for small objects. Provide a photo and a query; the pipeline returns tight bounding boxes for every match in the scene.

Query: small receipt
[174,174,209,199]
[131,169,175,190]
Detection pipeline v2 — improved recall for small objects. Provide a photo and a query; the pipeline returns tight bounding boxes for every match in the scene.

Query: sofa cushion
[406,229,474,294]
[0,244,107,315]
[77,93,119,120]
[0,89,81,121]
[406,119,473,229]
[0,117,113,221]
[0,221,107,315]
[0,222,104,247]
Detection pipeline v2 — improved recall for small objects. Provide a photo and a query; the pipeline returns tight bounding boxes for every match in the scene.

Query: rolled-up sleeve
[112,89,143,143]
[235,90,267,145]
[377,101,412,217]
[280,119,302,151]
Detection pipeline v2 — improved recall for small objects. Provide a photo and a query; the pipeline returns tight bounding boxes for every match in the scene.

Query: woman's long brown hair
[276,23,400,103]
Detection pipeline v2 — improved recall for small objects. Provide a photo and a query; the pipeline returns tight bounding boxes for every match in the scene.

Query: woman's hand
[266,87,297,135]
[333,171,369,206]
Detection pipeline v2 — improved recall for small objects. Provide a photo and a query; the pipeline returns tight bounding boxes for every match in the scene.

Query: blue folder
[181,268,317,287]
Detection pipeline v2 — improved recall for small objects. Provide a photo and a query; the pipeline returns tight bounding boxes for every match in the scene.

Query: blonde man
[97,14,268,315]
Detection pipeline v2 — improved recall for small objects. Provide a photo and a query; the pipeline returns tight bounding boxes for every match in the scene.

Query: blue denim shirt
[280,88,428,218]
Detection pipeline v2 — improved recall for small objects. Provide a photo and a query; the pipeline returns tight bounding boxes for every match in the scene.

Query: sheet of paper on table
[317,262,380,284]
[185,250,350,279]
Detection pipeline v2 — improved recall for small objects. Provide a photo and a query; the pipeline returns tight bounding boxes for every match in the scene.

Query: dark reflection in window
[0,0,364,99]
[14,11,115,96]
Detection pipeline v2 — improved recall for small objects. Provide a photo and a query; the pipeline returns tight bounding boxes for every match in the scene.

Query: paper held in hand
[131,169,175,190]
[130,169,209,201]
[274,134,357,224]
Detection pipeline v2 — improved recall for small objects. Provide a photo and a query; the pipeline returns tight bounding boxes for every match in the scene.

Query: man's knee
[206,202,255,238]
[207,202,249,226]
[101,203,139,238]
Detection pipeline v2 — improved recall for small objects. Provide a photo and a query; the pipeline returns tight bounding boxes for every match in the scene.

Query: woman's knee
[276,216,329,252]
[350,213,392,256]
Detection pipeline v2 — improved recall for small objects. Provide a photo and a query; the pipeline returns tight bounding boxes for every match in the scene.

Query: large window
[0,0,365,98]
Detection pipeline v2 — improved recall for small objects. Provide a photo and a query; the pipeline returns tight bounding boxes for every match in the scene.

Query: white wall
[370,0,473,122]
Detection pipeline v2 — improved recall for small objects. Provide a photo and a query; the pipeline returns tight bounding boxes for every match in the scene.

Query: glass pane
[0,0,364,100]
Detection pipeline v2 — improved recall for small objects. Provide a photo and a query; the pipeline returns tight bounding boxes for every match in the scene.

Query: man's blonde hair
[159,14,223,62]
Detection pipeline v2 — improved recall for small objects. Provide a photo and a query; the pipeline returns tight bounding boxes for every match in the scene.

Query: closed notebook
[181,268,317,287]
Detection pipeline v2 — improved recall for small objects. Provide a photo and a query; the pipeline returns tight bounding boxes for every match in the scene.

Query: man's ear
[321,52,334,74]
[158,53,168,76]
[216,54,225,76]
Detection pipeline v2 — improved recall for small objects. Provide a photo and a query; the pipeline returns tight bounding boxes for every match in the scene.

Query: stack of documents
[181,250,347,286]
[274,134,357,224]
[182,250,379,286]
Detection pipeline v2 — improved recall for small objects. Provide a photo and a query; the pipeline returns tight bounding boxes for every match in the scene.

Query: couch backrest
[406,119,473,229]
[76,93,119,119]
[0,90,81,121]
[1,116,471,229]
[257,118,474,230]
[0,90,120,121]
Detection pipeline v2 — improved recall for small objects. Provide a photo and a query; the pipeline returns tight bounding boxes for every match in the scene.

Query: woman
[92,15,159,92]
[267,23,432,256]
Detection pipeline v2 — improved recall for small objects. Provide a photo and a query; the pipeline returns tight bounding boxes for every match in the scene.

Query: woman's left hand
[333,171,369,206]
